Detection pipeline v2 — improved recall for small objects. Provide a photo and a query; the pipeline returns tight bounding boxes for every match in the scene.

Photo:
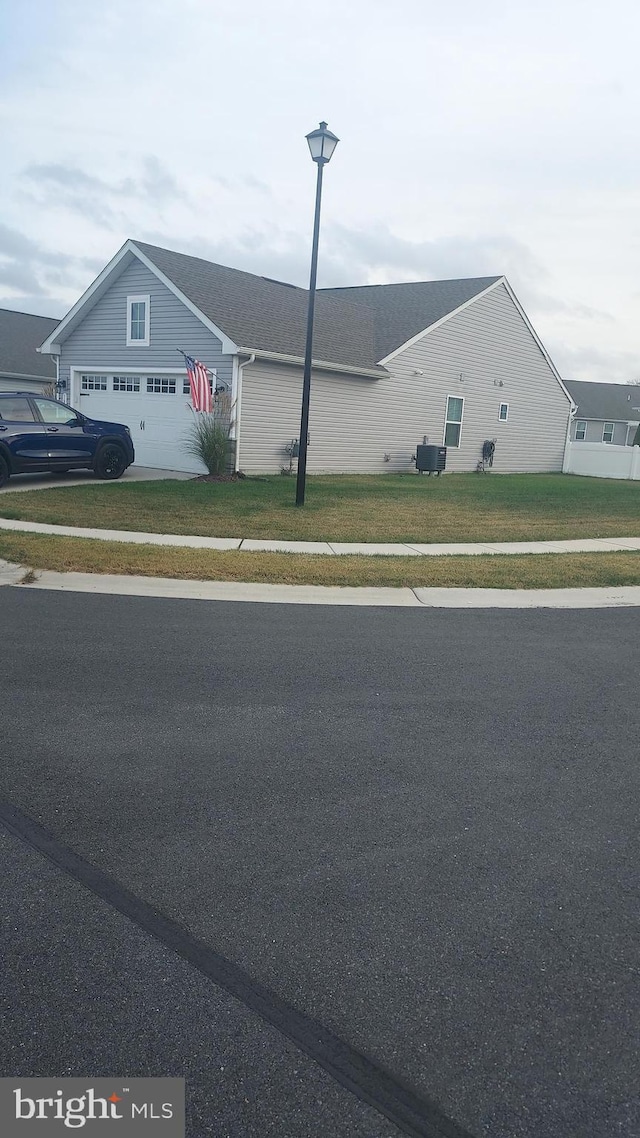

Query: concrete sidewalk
[1,514,640,557]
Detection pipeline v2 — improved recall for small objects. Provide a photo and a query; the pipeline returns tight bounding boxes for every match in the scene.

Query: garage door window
[81,375,107,391]
[147,377,176,394]
[113,376,141,392]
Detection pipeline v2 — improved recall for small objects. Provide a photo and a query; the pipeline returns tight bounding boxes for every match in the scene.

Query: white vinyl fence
[564,441,640,480]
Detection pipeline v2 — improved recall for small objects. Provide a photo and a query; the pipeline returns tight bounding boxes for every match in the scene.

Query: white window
[602,422,614,443]
[498,402,509,422]
[113,375,141,392]
[81,374,107,391]
[575,420,587,441]
[126,294,150,346]
[147,377,176,394]
[444,395,464,448]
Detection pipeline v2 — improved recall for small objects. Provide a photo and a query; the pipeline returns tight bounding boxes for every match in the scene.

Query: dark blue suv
[0,392,135,488]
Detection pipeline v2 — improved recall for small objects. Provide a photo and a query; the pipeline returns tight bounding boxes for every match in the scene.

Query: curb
[2,560,640,608]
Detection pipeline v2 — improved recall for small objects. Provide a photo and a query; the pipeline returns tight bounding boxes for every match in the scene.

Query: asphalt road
[1,589,638,1137]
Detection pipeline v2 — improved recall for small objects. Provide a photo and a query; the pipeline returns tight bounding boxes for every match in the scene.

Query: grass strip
[3,531,640,589]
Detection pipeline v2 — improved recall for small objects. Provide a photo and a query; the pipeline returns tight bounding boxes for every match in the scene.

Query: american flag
[184,354,213,413]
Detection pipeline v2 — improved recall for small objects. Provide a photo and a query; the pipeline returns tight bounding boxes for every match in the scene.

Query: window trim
[126,294,150,347]
[602,421,615,443]
[498,402,509,422]
[575,420,587,441]
[443,394,465,448]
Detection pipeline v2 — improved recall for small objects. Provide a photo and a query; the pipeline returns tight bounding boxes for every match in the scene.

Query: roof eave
[237,347,386,379]
[0,370,55,383]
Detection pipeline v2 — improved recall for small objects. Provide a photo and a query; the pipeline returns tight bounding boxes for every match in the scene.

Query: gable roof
[564,380,640,422]
[0,307,60,380]
[134,241,383,374]
[320,277,502,361]
[39,239,504,375]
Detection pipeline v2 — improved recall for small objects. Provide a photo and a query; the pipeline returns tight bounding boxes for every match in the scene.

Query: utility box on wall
[416,445,447,475]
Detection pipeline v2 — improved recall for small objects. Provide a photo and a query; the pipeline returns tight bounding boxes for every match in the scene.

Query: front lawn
[1,473,639,543]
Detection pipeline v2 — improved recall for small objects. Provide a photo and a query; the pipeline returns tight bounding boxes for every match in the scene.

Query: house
[564,380,640,447]
[38,239,573,475]
[1,308,60,393]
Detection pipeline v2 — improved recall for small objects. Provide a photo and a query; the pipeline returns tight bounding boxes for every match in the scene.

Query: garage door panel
[75,376,206,473]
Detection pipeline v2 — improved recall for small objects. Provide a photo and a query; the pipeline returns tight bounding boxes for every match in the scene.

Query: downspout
[233,352,255,472]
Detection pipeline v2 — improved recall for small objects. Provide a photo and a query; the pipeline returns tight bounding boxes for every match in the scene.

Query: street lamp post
[295,121,339,507]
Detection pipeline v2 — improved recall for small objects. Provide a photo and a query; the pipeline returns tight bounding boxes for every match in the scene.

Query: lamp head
[306,121,339,164]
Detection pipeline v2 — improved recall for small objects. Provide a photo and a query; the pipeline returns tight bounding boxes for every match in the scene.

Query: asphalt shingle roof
[134,242,500,372]
[564,380,640,422]
[0,308,60,380]
[320,277,501,361]
[135,242,382,373]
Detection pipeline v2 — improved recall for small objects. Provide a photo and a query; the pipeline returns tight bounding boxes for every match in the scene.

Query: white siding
[239,284,572,474]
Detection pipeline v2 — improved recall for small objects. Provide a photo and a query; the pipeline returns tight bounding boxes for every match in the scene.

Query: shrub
[185,412,233,475]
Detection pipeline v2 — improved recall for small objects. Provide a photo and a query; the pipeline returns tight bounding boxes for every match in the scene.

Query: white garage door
[75,372,208,473]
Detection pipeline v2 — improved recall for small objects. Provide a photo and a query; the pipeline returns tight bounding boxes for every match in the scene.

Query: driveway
[1,591,638,1137]
[0,465,193,492]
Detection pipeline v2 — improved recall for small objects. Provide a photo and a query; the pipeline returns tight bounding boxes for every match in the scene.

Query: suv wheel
[94,443,127,480]
[0,453,9,488]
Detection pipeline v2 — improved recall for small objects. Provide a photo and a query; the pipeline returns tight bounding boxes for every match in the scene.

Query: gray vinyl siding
[571,418,636,445]
[239,283,572,474]
[58,260,233,397]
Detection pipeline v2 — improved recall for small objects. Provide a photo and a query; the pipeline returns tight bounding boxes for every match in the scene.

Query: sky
[1,0,639,382]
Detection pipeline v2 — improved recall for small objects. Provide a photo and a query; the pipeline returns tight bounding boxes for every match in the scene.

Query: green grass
[3,531,640,589]
[1,473,640,543]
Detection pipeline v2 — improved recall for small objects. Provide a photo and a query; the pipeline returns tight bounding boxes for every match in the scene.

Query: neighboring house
[0,308,60,393]
[564,380,640,447]
[39,239,573,475]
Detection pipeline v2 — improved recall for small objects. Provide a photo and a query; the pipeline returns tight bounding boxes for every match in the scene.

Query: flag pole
[176,348,214,376]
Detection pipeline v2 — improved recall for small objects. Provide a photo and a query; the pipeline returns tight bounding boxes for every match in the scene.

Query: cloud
[134,222,544,290]
[325,225,546,287]
[550,343,640,385]
[21,156,186,226]
[0,295,65,318]
[0,222,101,309]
